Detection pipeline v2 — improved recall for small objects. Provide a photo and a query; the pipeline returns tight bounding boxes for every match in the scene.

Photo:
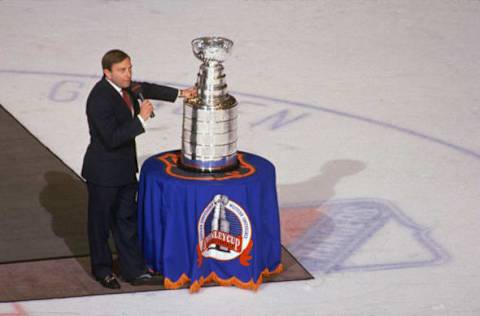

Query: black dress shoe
[96,275,121,289]
[128,273,164,286]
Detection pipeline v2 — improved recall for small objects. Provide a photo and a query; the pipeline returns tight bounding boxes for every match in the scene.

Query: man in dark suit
[82,49,196,289]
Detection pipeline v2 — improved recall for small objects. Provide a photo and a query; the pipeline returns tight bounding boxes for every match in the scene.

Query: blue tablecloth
[138,151,282,292]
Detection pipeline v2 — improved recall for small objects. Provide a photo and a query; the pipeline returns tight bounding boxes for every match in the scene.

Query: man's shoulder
[88,78,114,100]
[91,77,112,94]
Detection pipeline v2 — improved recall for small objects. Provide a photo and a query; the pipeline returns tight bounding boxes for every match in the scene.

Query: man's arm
[135,81,197,102]
[137,81,179,102]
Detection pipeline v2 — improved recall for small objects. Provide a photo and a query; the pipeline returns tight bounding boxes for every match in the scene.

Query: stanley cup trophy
[180,37,238,172]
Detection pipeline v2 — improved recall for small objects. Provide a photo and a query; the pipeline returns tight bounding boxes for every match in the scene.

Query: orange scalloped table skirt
[164,263,284,293]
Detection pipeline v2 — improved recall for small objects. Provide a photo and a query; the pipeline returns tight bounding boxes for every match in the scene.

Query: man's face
[104,57,132,88]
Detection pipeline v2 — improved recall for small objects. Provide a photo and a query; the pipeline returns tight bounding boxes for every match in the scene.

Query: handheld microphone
[132,84,155,118]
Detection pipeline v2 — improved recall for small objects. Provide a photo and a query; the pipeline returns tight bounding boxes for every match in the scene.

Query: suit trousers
[86,181,146,280]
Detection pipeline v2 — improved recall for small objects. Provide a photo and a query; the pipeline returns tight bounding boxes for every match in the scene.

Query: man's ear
[103,69,112,80]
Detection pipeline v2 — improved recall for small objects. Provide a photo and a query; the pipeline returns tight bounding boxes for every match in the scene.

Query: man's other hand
[180,87,197,99]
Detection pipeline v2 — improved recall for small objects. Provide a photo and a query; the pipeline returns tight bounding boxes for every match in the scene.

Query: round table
[137,150,283,292]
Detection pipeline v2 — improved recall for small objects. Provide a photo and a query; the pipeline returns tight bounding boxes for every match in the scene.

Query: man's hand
[180,87,197,99]
[139,100,154,121]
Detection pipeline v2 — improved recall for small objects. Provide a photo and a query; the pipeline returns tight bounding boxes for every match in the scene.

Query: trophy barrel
[181,95,238,172]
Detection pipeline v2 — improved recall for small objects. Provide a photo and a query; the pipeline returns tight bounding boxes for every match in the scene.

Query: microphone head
[130,83,142,94]
[130,83,145,101]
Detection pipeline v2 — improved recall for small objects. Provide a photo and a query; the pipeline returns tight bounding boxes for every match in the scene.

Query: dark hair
[101,49,130,71]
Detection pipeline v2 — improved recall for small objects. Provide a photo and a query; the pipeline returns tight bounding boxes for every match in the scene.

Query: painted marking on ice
[250,109,310,130]
[48,80,85,102]
[284,198,449,274]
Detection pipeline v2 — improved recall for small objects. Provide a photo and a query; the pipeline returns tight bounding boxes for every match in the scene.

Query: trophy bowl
[192,37,234,63]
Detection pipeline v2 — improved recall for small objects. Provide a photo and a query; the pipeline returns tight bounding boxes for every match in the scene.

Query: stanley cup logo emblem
[180,37,238,172]
[197,194,252,262]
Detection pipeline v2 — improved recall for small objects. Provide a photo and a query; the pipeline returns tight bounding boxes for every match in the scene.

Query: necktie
[122,89,134,115]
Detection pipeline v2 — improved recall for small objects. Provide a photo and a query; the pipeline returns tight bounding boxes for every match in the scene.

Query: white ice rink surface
[1,0,480,315]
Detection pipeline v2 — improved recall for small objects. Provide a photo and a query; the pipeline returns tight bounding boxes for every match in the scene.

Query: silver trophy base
[179,153,238,173]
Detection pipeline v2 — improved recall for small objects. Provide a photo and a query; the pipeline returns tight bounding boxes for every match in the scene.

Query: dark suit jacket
[81,77,178,186]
